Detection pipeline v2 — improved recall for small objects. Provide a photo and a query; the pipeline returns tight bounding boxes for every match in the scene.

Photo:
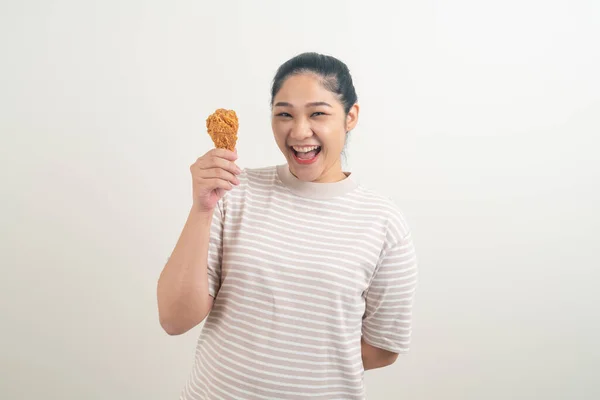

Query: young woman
[157,52,418,400]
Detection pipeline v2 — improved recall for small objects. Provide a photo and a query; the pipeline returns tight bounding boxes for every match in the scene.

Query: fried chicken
[205,108,239,151]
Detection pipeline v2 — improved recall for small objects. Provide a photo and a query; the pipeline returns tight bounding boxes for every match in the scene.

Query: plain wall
[1,0,599,399]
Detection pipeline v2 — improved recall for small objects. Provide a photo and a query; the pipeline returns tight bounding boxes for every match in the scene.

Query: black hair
[270,52,358,115]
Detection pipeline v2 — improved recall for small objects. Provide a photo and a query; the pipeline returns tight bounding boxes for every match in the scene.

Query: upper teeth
[293,145,319,153]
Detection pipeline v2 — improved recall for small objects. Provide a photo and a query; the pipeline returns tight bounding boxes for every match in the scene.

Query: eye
[311,111,326,117]
[276,112,292,118]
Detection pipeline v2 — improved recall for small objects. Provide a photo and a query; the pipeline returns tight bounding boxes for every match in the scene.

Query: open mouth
[291,145,321,164]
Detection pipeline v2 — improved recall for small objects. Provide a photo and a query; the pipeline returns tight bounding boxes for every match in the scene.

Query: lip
[291,147,320,165]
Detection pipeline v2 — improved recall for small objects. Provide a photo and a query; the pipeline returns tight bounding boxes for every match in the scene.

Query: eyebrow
[274,101,333,108]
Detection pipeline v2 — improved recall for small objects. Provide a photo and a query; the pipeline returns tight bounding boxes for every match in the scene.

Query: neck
[314,161,346,183]
[277,164,358,200]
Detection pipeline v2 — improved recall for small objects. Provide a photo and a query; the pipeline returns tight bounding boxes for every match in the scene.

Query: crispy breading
[206,108,238,151]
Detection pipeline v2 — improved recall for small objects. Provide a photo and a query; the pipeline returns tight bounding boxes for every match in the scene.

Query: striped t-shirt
[180,164,418,400]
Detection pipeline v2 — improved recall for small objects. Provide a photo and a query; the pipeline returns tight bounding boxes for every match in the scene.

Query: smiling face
[271,73,359,183]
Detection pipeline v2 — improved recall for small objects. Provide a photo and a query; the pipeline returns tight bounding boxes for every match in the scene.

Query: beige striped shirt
[180,164,418,400]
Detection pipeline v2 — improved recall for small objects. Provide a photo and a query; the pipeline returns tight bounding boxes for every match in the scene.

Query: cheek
[312,121,346,149]
[272,121,288,144]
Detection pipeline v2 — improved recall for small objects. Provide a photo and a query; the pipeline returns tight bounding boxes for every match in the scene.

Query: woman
[157,52,418,400]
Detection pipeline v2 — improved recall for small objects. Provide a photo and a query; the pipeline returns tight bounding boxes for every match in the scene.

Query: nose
[289,118,313,140]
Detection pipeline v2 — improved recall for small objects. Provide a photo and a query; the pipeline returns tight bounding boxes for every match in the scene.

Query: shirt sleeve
[362,231,418,354]
[207,199,225,298]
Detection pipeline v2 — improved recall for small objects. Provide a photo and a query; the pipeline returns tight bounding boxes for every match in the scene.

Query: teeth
[292,145,319,153]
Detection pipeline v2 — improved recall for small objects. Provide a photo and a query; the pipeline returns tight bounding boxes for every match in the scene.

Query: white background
[1,0,599,399]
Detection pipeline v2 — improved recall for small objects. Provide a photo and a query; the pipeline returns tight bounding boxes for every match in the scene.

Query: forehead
[275,73,340,105]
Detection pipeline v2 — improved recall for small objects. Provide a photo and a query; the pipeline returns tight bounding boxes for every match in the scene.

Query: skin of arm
[361,337,399,370]
[156,207,215,335]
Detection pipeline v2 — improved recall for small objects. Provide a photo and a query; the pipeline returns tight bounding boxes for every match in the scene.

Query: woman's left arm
[361,337,399,370]
[361,230,418,370]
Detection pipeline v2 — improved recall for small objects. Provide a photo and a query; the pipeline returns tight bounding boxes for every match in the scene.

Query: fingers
[214,188,226,198]
[194,149,241,176]
[190,149,242,197]
[210,148,238,161]
[200,168,240,186]
[207,156,242,176]
[204,178,234,191]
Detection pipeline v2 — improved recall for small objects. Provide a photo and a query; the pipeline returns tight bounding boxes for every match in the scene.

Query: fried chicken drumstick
[205,108,238,151]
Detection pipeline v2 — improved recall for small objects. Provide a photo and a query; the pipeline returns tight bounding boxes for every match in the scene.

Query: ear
[346,103,359,132]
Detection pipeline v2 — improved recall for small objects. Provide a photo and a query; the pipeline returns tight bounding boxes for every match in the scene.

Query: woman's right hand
[190,148,241,213]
